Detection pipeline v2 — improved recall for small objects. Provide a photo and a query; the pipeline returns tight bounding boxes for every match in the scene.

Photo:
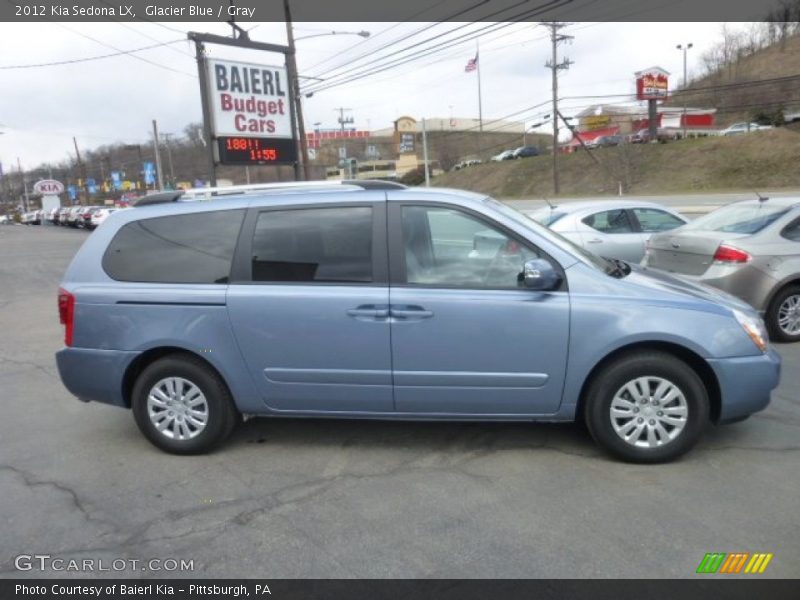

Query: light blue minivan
[56,181,780,462]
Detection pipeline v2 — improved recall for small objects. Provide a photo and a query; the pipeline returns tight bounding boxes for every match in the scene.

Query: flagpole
[476,38,483,133]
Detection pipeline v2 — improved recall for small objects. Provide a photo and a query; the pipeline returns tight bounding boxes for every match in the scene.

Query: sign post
[188,31,299,186]
[635,67,670,141]
[33,179,64,215]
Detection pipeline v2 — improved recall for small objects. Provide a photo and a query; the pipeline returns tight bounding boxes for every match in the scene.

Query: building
[566,103,717,150]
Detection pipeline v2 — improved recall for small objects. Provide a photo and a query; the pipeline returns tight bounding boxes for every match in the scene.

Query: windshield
[483,197,613,273]
[682,202,790,234]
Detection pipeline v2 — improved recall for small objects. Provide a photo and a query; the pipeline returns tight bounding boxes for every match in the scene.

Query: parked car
[490,150,515,162]
[719,122,772,136]
[55,182,779,462]
[55,207,69,225]
[0,215,12,225]
[528,200,688,263]
[595,135,623,148]
[65,206,85,227]
[89,207,118,229]
[78,206,102,228]
[629,128,651,144]
[512,145,540,159]
[643,196,800,342]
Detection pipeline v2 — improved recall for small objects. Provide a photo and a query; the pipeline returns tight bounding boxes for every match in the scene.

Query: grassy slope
[431,127,800,197]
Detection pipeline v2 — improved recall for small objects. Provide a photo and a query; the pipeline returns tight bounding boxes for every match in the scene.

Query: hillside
[672,31,800,126]
[431,127,800,197]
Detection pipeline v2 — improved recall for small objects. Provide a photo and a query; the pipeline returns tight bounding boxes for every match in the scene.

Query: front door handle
[587,238,603,244]
[347,305,390,319]
[390,306,434,319]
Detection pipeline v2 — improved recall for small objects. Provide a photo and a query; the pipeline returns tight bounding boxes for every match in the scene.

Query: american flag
[464,52,478,72]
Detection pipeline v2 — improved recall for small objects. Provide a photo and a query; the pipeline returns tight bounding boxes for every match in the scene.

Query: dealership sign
[32,179,65,195]
[206,58,292,138]
[635,66,669,101]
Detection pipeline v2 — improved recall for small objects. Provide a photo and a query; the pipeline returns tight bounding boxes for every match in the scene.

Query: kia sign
[32,179,65,195]
[206,58,292,139]
[635,66,669,101]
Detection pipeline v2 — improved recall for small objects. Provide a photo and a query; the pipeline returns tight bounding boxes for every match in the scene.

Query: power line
[0,39,186,70]
[57,24,196,78]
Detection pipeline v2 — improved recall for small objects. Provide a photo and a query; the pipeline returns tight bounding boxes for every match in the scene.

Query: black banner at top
[0,0,789,22]
[3,579,800,600]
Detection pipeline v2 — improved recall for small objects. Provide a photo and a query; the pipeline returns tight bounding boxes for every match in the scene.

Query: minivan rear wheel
[584,351,709,463]
[132,355,239,454]
[766,285,800,343]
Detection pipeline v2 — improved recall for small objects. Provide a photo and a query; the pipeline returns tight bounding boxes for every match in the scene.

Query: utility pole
[152,120,164,191]
[162,133,176,186]
[72,137,88,204]
[17,157,29,212]
[284,0,309,181]
[335,107,353,160]
[422,117,430,187]
[543,22,573,196]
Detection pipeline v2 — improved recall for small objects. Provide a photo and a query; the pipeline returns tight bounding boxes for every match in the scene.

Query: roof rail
[132,179,407,206]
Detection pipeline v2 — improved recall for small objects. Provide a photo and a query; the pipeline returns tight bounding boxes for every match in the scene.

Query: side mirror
[522,258,561,291]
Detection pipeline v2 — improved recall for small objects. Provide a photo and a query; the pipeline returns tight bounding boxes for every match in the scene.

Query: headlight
[733,309,768,353]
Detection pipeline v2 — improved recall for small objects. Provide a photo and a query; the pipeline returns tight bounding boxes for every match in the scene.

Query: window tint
[682,203,789,234]
[633,208,685,232]
[781,218,800,241]
[251,207,372,283]
[402,206,538,288]
[103,209,245,283]
[583,209,634,234]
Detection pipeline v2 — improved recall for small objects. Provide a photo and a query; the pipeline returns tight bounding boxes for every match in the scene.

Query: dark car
[513,146,540,159]
[596,135,623,148]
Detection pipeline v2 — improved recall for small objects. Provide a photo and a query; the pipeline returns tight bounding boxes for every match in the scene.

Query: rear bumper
[707,348,781,423]
[669,266,776,313]
[55,347,140,407]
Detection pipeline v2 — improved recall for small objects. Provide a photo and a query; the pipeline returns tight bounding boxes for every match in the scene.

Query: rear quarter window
[102,209,245,283]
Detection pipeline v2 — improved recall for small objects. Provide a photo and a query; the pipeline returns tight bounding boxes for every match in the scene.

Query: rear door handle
[390,306,434,319]
[347,305,390,319]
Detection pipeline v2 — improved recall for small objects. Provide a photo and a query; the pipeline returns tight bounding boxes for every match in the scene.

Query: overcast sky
[0,21,749,171]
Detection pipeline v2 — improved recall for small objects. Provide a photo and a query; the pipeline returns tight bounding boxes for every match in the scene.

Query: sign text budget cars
[207,59,291,138]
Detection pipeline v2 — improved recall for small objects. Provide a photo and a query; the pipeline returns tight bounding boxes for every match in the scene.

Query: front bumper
[707,347,781,423]
[55,347,141,407]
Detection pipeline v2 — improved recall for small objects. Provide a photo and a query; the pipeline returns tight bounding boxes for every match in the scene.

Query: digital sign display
[216,136,298,165]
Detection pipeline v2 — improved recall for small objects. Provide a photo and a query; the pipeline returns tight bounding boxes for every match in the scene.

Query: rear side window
[633,208,685,232]
[103,210,245,283]
[583,209,634,233]
[251,207,373,283]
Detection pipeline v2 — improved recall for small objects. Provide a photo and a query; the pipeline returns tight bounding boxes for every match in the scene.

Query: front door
[388,203,570,415]
[227,201,393,413]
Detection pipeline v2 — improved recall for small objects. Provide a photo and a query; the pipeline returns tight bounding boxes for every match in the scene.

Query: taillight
[58,287,75,347]
[712,244,751,264]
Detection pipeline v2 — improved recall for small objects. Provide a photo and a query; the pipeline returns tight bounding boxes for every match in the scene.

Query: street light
[676,42,693,140]
[294,30,370,42]
[284,8,371,180]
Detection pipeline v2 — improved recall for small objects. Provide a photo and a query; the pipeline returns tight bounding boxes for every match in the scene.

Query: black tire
[131,354,239,454]
[765,285,800,343]
[584,351,709,463]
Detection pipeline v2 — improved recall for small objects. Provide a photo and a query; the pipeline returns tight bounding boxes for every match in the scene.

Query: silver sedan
[643,196,800,342]
[528,200,688,263]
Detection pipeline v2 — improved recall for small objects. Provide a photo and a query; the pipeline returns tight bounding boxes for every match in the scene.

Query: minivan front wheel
[584,352,709,463]
[132,355,239,454]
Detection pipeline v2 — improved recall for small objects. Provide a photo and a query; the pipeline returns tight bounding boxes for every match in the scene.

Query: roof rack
[131,179,406,206]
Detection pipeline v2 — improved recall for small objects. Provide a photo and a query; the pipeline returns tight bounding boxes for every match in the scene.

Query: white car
[490,150,515,162]
[720,122,772,136]
[90,208,118,229]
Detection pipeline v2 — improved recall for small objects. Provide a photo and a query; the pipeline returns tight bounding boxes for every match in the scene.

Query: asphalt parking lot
[1,223,798,579]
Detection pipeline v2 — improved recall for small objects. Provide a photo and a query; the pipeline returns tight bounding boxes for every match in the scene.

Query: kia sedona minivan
[56,181,780,463]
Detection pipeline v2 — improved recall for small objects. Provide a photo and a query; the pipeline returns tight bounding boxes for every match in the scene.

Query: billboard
[635,67,669,101]
[206,58,292,139]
